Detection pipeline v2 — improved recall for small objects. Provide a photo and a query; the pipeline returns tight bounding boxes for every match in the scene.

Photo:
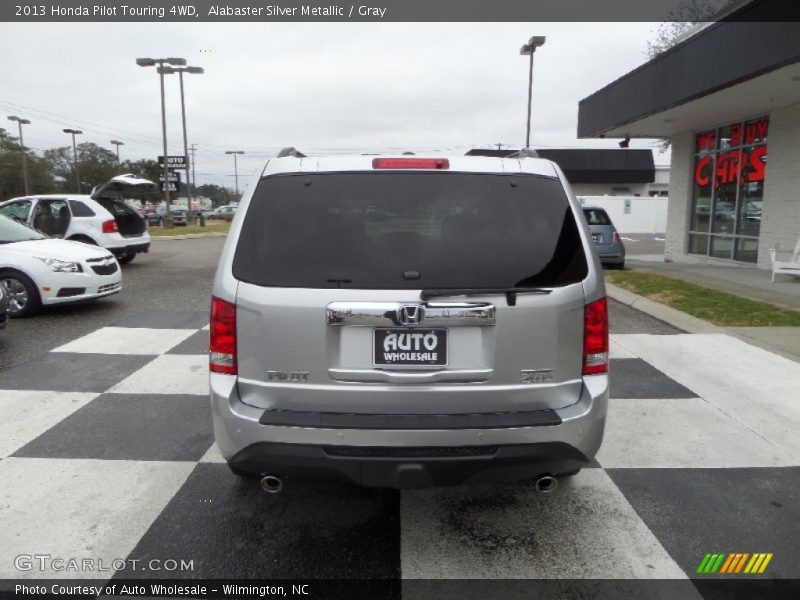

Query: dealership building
[578,0,800,268]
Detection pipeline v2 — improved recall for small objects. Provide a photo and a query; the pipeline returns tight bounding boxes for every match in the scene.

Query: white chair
[769,238,800,282]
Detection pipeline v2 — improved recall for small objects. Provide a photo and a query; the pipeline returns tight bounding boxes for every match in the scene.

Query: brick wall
[759,101,800,268]
[665,131,695,263]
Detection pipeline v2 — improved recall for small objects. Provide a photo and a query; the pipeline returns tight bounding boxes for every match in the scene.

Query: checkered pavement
[1,309,799,582]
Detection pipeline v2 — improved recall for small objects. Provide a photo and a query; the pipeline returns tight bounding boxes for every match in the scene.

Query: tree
[0,128,56,200]
[646,0,737,59]
[44,142,120,194]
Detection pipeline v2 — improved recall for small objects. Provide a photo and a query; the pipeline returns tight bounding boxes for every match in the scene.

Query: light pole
[136,56,187,227]
[8,116,31,195]
[160,65,203,217]
[225,151,245,199]
[110,140,124,164]
[520,36,546,149]
[63,128,83,193]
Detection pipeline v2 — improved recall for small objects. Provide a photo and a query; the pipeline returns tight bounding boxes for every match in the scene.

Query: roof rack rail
[276,147,306,158]
[507,148,539,158]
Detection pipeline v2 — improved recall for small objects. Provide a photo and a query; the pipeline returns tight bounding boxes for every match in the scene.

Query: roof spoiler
[507,148,540,159]
[276,147,306,158]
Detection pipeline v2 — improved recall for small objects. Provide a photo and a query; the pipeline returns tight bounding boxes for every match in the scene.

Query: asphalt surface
[0,237,225,372]
[0,236,677,372]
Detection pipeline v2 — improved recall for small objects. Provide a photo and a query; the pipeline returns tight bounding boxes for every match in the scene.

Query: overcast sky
[1,22,666,189]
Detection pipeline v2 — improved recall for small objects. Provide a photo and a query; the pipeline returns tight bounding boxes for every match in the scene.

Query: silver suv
[210,150,609,491]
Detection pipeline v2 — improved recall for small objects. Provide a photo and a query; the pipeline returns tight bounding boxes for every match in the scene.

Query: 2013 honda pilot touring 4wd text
[210,149,608,491]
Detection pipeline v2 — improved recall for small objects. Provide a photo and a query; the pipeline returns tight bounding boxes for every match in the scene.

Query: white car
[0,215,122,317]
[0,174,153,264]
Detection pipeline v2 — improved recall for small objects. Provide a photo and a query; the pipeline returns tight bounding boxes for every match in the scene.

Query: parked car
[582,206,626,269]
[0,279,8,329]
[146,211,164,226]
[169,210,188,226]
[0,174,153,265]
[210,150,608,491]
[208,205,237,221]
[0,215,122,317]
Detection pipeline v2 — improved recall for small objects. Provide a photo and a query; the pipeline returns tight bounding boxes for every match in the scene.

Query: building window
[688,117,768,263]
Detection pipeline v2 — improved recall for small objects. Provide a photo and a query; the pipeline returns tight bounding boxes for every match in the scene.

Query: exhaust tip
[260,474,283,494]
[535,475,558,494]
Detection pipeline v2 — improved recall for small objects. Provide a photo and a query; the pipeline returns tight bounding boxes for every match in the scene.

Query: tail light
[210,296,237,375]
[372,158,449,170]
[612,232,621,244]
[583,297,608,375]
[102,219,118,234]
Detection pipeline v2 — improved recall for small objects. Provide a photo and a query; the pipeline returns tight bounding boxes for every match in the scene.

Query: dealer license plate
[373,328,447,366]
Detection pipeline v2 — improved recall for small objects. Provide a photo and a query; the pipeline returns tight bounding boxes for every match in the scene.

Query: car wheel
[0,270,42,318]
[69,235,97,245]
[117,254,135,265]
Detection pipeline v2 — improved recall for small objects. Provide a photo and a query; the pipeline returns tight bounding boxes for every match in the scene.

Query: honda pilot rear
[210,149,608,490]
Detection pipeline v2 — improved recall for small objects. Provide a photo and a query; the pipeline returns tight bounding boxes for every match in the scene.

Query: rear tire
[68,235,97,245]
[117,254,135,265]
[0,270,42,318]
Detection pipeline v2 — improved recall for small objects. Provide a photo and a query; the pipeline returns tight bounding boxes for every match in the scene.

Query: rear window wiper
[420,287,552,307]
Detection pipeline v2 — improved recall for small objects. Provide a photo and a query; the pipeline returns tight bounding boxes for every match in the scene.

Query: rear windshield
[95,198,137,216]
[583,208,611,225]
[233,172,588,289]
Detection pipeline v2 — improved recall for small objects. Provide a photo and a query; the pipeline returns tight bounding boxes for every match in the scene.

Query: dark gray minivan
[210,151,609,491]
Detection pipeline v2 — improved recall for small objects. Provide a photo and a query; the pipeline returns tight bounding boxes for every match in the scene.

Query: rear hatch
[91,174,153,237]
[232,170,589,414]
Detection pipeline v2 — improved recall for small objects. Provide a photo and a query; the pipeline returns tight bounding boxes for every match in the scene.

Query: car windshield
[234,172,588,289]
[583,208,611,225]
[0,214,47,244]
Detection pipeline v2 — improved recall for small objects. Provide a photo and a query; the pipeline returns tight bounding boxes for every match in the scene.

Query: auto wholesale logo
[696,552,773,575]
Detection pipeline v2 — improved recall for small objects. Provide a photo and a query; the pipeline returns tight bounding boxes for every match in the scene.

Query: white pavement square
[199,443,226,463]
[0,458,195,578]
[597,397,795,468]
[614,333,800,462]
[107,355,209,395]
[0,391,97,458]
[51,327,197,356]
[401,469,687,579]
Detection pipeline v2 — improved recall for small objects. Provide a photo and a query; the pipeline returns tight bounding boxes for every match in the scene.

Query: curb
[605,283,724,334]
[150,232,228,241]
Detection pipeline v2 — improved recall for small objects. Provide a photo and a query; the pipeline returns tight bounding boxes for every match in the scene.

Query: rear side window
[68,200,96,217]
[583,208,611,225]
[95,199,137,216]
[233,172,588,289]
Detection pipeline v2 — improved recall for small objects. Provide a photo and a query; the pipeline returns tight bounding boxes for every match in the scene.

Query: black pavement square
[610,358,697,399]
[14,393,212,461]
[114,309,208,330]
[116,463,401,579]
[608,467,800,579]
[0,353,153,392]
[166,330,208,355]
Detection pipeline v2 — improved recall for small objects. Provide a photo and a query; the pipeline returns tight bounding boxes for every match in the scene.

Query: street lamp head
[225,150,245,155]
[157,66,176,75]
[136,58,156,67]
[111,140,124,146]
[166,57,187,66]
[63,128,83,135]
[186,66,204,74]
[520,36,546,55]
[8,116,31,124]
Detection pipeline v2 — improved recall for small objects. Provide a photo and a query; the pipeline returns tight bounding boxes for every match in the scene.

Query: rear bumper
[109,242,150,256]
[211,373,608,488]
[596,243,625,263]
